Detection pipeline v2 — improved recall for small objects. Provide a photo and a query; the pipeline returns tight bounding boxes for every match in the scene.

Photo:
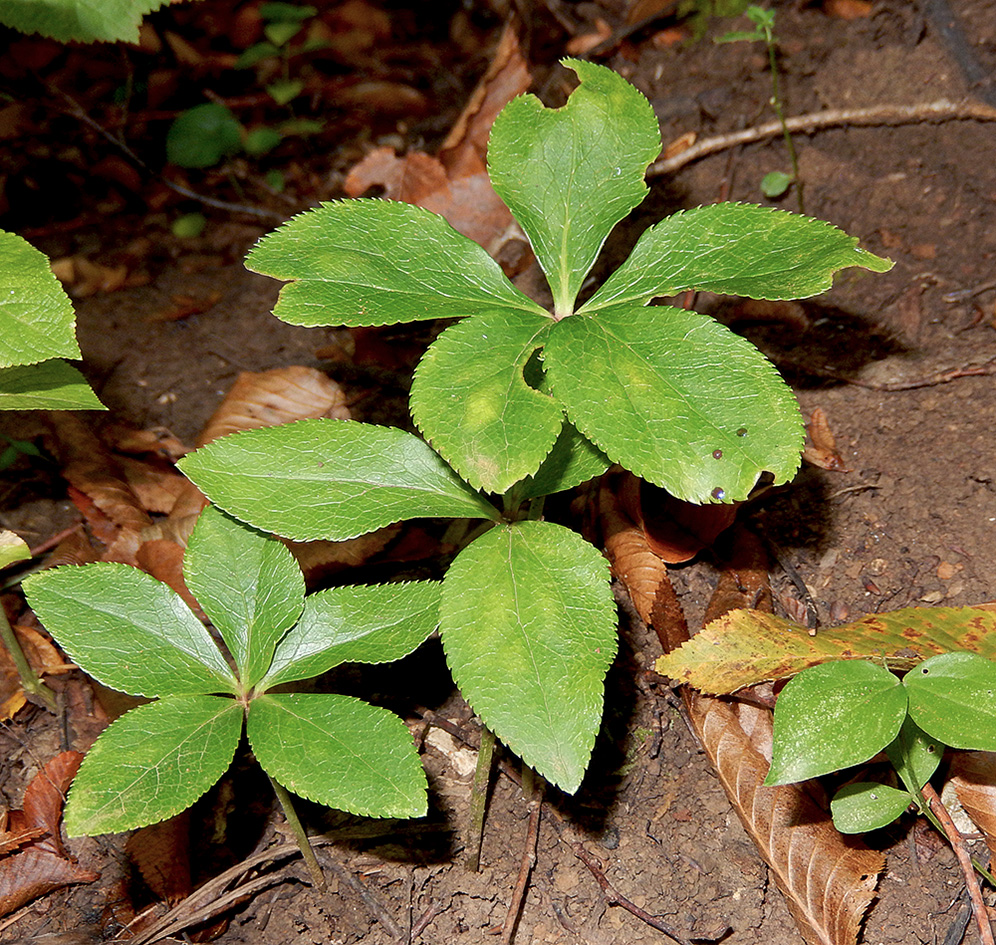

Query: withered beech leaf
[195,366,350,448]
[803,407,849,472]
[949,751,996,860]
[126,811,191,907]
[668,525,883,945]
[640,479,738,564]
[599,476,668,625]
[657,606,996,694]
[688,693,883,945]
[0,752,99,918]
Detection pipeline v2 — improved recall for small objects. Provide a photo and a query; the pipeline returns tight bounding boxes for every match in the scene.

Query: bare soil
[2,2,996,943]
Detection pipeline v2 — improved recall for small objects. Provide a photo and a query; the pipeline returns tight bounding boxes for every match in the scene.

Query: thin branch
[922,781,995,945]
[650,99,996,178]
[500,770,543,945]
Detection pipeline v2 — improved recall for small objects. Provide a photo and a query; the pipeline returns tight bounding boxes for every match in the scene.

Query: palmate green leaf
[24,564,237,698]
[0,0,175,43]
[904,652,996,750]
[65,695,242,836]
[766,660,908,786]
[439,520,616,793]
[545,305,802,503]
[830,782,913,834]
[487,60,661,317]
[178,419,500,541]
[0,231,80,368]
[247,693,427,818]
[515,421,610,501]
[0,361,104,410]
[261,581,441,690]
[884,717,942,795]
[184,506,304,689]
[245,200,542,328]
[411,310,559,493]
[656,606,996,694]
[580,203,893,314]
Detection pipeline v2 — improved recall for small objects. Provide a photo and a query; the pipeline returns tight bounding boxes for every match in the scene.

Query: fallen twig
[922,781,995,945]
[651,99,996,178]
[500,770,543,945]
[820,358,996,391]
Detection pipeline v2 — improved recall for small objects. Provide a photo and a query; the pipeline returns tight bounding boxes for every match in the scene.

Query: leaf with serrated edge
[0,232,80,368]
[656,606,996,693]
[545,305,802,503]
[0,361,104,410]
[184,505,305,689]
[24,564,237,698]
[830,782,913,834]
[904,651,996,750]
[689,694,883,945]
[178,419,501,542]
[64,696,242,836]
[439,520,616,792]
[0,0,165,43]
[245,200,542,327]
[411,310,559,493]
[581,203,893,314]
[516,421,610,501]
[247,693,426,818]
[884,717,941,795]
[488,60,661,316]
[260,581,441,690]
[766,661,907,785]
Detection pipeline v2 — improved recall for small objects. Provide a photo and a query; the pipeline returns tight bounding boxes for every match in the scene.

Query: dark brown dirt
[2,2,995,943]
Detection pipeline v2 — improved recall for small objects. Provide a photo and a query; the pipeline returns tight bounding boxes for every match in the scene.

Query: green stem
[0,603,57,712]
[765,30,803,213]
[268,774,326,890]
[465,725,496,872]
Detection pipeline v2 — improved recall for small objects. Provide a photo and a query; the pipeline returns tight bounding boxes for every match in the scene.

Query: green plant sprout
[717,5,802,208]
[166,4,324,171]
[174,60,891,797]
[23,504,438,883]
[766,653,996,874]
[0,229,104,710]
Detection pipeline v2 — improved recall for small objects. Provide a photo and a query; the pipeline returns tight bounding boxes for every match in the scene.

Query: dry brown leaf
[148,291,222,323]
[626,0,678,23]
[50,255,131,296]
[126,811,191,907]
[949,751,996,860]
[0,624,74,721]
[104,424,190,462]
[662,527,883,945]
[0,825,46,857]
[565,18,612,56]
[284,524,400,582]
[0,752,99,918]
[687,693,882,945]
[118,456,190,514]
[822,0,873,18]
[803,407,849,472]
[195,366,349,447]
[639,480,738,564]
[599,476,667,625]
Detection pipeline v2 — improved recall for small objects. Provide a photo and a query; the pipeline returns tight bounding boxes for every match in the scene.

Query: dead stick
[500,769,543,945]
[651,99,996,178]
[566,834,695,945]
[922,782,995,945]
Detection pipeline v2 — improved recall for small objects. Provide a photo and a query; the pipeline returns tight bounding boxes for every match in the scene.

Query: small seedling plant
[23,505,437,865]
[717,5,801,205]
[767,653,996,837]
[171,60,891,797]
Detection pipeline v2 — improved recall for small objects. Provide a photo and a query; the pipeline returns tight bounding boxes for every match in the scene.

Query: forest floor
[1,1,996,943]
